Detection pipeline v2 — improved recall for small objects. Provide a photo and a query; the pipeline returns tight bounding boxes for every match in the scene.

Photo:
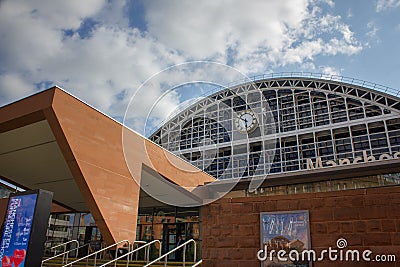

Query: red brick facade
[201,185,400,267]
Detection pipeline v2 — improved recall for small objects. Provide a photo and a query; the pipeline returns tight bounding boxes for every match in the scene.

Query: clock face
[235,110,257,133]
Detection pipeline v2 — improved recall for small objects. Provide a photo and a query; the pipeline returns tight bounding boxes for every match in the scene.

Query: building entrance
[137,206,200,260]
[162,222,199,261]
[163,223,185,260]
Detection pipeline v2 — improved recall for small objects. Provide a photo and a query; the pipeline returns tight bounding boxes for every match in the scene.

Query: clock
[235,110,258,133]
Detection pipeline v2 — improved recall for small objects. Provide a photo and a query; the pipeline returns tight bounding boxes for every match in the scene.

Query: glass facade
[150,78,400,180]
[136,206,200,261]
[45,213,102,255]
[44,207,200,260]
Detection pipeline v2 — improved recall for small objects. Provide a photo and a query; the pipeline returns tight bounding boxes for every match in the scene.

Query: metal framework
[150,76,400,180]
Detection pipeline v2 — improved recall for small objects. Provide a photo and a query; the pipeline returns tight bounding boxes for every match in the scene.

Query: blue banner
[0,194,37,267]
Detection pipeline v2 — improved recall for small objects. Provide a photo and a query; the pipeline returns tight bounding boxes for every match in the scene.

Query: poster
[0,193,37,267]
[260,210,311,267]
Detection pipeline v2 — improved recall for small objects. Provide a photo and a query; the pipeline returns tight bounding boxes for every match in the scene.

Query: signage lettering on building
[306,150,400,170]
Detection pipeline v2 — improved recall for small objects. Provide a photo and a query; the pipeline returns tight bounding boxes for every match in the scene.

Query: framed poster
[260,210,311,267]
[0,189,52,267]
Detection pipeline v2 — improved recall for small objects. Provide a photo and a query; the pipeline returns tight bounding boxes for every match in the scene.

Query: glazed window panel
[365,104,382,117]
[312,96,330,126]
[368,122,386,134]
[347,98,365,120]
[389,128,400,149]
[386,118,400,131]
[300,137,315,158]
[247,91,261,103]
[279,93,296,132]
[372,147,390,156]
[296,92,312,130]
[370,132,388,149]
[329,96,348,123]
[351,125,370,152]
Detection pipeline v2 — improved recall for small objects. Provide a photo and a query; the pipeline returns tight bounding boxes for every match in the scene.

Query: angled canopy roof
[0,87,215,244]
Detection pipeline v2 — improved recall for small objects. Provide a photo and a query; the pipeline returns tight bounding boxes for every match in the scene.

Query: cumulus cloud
[0,73,33,101]
[319,66,341,76]
[144,1,362,75]
[0,0,364,134]
[145,0,309,60]
[376,0,400,12]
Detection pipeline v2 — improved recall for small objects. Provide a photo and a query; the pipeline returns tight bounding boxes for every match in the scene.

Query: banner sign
[0,190,52,267]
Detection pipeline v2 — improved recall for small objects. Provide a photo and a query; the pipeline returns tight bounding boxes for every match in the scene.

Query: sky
[1,0,400,136]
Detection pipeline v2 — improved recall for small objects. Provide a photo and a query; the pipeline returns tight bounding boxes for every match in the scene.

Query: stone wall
[201,185,400,267]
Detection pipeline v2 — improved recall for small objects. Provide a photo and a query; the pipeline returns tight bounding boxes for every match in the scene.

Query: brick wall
[201,185,400,267]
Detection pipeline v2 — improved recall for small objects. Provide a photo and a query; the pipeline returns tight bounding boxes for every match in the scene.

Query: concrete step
[42,258,197,267]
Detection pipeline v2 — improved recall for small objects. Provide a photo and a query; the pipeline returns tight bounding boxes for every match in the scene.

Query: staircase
[42,239,202,267]
[42,257,199,267]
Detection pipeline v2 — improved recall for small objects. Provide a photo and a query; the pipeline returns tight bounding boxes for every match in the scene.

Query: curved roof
[150,73,400,135]
[150,75,400,180]
[154,76,398,131]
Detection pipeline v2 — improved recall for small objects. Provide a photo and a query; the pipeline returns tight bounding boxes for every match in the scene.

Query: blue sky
[0,0,400,135]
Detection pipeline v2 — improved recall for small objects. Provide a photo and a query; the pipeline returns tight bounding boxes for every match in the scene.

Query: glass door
[163,223,177,260]
[162,223,186,260]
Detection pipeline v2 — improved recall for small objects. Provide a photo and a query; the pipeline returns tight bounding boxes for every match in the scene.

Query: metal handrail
[42,240,79,265]
[99,240,162,267]
[192,259,202,266]
[144,239,197,267]
[129,241,147,261]
[49,240,79,255]
[42,245,79,265]
[61,240,130,267]
[78,243,92,264]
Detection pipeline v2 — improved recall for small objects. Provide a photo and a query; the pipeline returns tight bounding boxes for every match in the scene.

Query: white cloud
[376,0,400,12]
[318,0,335,7]
[145,0,309,60]
[0,73,33,102]
[319,66,341,76]
[236,7,362,73]
[0,0,184,122]
[366,21,380,46]
[93,1,130,28]
[0,0,364,134]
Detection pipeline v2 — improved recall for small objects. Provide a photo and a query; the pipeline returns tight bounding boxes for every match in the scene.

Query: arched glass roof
[150,74,400,179]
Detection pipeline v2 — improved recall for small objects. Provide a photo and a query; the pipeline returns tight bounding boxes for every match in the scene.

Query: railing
[128,241,147,261]
[42,240,79,265]
[99,240,162,267]
[79,243,95,265]
[61,240,130,267]
[192,259,202,266]
[50,240,79,256]
[42,243,92,266]
[144,239,197,267]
